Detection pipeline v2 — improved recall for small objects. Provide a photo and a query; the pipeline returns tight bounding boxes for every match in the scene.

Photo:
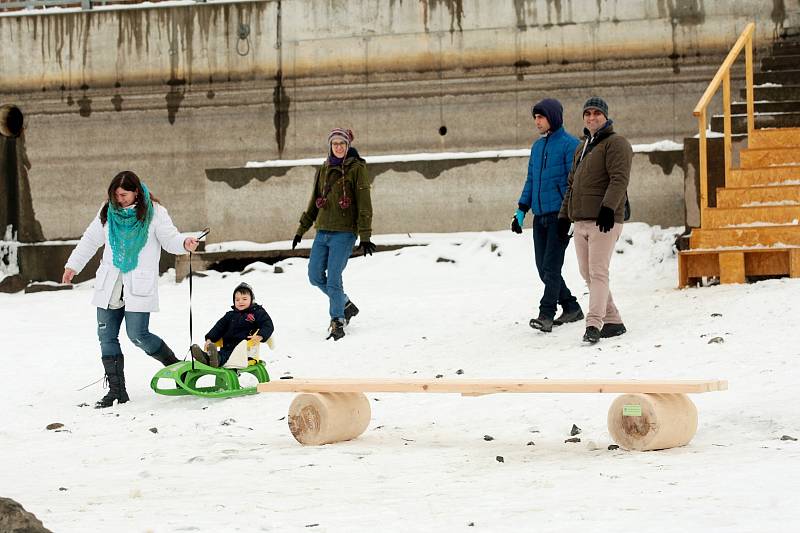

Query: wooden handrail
[692,22,756,229]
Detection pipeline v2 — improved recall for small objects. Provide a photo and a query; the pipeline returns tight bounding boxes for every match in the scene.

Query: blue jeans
[96,307,165,359]
[308,230,357,320]
[533,213,579,319]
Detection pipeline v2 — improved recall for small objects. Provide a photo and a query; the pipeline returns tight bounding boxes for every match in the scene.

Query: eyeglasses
[331,141,347,147]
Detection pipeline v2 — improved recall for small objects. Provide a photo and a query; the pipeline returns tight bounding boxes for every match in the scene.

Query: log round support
[287,392,371,445]
[607,393,698,451]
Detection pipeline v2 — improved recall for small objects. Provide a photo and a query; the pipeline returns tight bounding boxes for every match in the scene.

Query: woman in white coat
[63,170,199,408]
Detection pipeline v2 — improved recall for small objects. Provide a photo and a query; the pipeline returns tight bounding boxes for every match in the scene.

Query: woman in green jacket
[293,128,374,340]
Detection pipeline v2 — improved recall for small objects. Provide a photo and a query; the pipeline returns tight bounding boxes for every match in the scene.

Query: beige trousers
[572,221,623,329]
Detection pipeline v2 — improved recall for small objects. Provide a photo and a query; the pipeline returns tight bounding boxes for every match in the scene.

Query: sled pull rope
[189,228,211,371]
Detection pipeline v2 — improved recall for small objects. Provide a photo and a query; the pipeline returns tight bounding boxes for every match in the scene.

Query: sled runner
[150,337,273,399]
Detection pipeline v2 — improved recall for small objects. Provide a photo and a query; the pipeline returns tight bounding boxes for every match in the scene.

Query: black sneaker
[529,316,553,333]
[600,323,627,338]
[344,301,360,324]
[582,326,601,344]
[190,344,209,365]
[327,319,345,341]
[554,308,584,326]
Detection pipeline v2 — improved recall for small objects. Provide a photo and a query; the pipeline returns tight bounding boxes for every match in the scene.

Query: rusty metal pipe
[0,105,24,138]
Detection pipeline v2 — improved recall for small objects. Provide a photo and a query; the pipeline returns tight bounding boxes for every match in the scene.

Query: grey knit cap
[582,97,609,118]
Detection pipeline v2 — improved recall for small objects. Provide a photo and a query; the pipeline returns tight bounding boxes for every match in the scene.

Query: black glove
[557,217,571,242]
[510,203,528,234]
[292,235,301,250]
[596,206,615,233]
[360,240,377,256]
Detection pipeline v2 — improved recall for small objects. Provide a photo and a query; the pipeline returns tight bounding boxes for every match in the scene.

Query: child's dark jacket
[206,303,274,360]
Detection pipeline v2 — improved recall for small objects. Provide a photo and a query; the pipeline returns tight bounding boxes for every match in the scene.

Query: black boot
[326,319,345,341]
[151,341,180,366]
[96,356,130,409]
[344,300,360,324]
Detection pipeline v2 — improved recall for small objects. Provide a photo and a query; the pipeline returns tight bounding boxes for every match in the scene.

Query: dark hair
[233,282,255,303]
[99,170,160,225]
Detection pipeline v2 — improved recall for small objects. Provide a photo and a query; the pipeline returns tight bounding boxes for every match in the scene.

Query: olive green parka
[296,149,373,241]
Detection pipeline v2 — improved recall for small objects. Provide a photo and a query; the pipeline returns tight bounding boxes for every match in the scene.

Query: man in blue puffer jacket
[511,98,583,333]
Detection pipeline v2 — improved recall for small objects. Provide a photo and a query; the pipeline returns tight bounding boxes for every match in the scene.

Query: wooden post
[722,71,732,187]
[789,248,800,278]
[745,33,755,139]
[719,251,745,284]
[698,112,708,227]
[678,253,689,288]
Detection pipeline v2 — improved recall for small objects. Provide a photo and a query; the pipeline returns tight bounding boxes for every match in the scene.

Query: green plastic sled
[150,360,270,399]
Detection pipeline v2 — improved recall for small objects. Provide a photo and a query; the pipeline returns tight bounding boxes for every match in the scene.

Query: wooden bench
[257,378,728,450]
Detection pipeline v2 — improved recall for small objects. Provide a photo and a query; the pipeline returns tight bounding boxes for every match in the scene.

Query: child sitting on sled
[190,282,275,368]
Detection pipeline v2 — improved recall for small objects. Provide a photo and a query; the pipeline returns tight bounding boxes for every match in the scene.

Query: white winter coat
[65,203,188,312]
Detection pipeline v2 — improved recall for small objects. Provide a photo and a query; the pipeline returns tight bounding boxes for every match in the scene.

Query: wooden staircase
[679,25,800,287]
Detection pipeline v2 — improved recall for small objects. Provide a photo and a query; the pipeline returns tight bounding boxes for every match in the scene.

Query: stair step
[711,112,800,133]
[728,166,800,187]
[740,147,800,168]
[678,246,800,286]
[732,100,800,113]
[716,185,800,208]
[689,225,800,247]
[754,70,800,85]
[748,127,800,149]
[772,41,800,55]
[745,85,800,101]
[702,205,800,227]
[762,55,800,71]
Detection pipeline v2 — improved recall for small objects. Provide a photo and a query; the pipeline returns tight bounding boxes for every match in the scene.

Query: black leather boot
[150,340,179,366]
[96,355,130,409]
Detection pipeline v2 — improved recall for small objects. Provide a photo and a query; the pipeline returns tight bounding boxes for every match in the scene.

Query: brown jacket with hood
[559,122,632,223]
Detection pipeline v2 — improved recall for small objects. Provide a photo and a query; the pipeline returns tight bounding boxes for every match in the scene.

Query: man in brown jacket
[558,97,632,344]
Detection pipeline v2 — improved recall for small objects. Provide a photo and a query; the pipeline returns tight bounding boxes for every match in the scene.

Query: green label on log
[623,404,642,417]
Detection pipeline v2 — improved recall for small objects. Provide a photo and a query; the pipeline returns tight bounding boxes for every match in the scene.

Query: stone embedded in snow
[780,435,797,441]
[220,419,236,426]
[564,437,581,443]
[149,427,158,434]
[708,337,725,344]
[0,497,52,533]
[274,266,284,274]
[608,444,620,450]
[483,435,494,441]
[45,423,63,430]
[496,456,504,463]
[456,369,464,375]
[570,424,582,436]
[436,257,455,263]
[527,441,535,446]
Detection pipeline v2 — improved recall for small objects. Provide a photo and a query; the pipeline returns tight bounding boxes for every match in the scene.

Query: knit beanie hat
[531,98,564,132]
[327,128,354,149]
[583,97,609,118]
[233,282,255,303]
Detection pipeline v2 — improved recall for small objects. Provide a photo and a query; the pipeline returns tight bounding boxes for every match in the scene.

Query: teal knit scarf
[107,183,154,273]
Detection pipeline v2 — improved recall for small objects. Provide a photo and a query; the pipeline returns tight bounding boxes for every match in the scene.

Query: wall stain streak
[420,0,464,34]
[647,150,684,175]
[513,0,538,30]
[771,0,786,29]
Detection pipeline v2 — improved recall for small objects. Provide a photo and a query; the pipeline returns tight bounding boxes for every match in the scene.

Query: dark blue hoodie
[518,99,579,215]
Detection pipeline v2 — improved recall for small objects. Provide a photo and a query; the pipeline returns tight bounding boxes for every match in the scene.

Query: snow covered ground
[2,223,799,532]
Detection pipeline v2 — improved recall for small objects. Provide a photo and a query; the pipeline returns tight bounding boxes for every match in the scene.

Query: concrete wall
[0,0,796,242]
[204,149,685,243]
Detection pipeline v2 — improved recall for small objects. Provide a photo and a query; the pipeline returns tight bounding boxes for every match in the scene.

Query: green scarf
[107,183,154,273]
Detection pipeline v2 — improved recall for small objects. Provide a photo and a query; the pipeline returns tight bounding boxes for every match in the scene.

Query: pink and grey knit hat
[327,128,354,147]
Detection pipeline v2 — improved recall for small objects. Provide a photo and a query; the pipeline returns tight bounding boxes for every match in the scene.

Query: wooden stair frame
[681,22,800,287]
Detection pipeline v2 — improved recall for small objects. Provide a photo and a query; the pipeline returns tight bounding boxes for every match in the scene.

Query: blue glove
[511,209,525,234]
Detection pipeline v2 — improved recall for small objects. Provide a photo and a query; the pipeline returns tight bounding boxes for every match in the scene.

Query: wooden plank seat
[257,378,728,450]
[678,246,800,286]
